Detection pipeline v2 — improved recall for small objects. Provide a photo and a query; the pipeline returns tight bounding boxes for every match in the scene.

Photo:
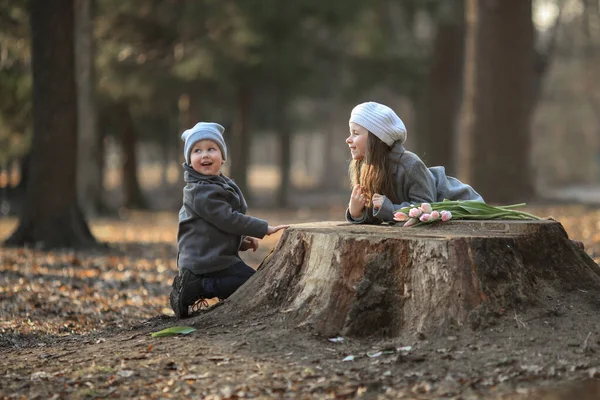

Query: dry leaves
[1,206,600,399]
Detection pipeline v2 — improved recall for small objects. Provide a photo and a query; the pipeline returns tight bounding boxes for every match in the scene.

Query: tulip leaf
[150,326,196,337]
[394,200,541,226]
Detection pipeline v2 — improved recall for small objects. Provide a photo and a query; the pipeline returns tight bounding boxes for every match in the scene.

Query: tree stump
[217,220,600,338]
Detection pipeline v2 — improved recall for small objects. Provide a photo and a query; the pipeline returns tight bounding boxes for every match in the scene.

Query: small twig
[92,388,117,399]
[118,332,144,342]
[42,350,77,360]
[514,311,527,329]
[583,332,592,350]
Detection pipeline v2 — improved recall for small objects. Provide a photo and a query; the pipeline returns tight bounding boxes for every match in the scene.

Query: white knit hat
[181,122,227,164]
[349,102,407,146]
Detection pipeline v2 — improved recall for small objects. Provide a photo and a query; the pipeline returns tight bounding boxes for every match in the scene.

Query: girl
[346,101,483,224]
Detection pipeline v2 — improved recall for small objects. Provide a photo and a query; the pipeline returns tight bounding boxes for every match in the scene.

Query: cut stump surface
[206,220,600,338]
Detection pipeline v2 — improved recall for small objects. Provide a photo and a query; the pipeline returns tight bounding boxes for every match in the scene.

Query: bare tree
[456,0,477,183]
[229,76,252,200]
[581,0,600,181]
[75,0,102,216]
[116,101,147,210]
[459,0,535,203]
[5,0,96,248]
[416,0,465,174]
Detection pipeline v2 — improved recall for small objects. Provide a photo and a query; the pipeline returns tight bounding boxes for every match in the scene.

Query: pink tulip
[403,218,419,227]
[419,213,432,222]
[408,208,421,218]
[420,203,433,213]
[441,210,452,222]
[430,210,440,220]
[393,212,409,222]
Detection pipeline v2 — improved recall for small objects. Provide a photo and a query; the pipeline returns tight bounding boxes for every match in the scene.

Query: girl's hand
[267,225,289,235]
[240,236,259,252]
[349,184,367,218]
[372,193,385,210]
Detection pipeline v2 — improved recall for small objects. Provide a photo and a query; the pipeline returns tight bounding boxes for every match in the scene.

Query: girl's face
[347,122,369,161]
[190,139,224,176]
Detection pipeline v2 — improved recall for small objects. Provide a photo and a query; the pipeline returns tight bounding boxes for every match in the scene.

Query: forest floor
[1,205,600,399]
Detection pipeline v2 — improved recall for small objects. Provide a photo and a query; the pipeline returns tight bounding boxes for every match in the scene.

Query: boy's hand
[372,193,384,210]
[240,236,259,252]
[349,184,366,218]
[267,225,289,235]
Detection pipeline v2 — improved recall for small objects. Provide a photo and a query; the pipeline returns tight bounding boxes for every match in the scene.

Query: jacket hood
[388,142,406,164]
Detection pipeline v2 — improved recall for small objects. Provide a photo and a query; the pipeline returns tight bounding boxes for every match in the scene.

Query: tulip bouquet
[393,200,541,227]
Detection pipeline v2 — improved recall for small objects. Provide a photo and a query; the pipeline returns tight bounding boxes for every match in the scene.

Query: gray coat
[346,142,484,224]
[177,164,268,275]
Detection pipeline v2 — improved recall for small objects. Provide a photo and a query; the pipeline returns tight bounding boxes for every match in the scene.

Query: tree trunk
[95,128,109,214]
[229,80,252,202]
[468,0,535,203]
[319,121,337,190]
[117,101,147,210]
[203,220,599,338]
[75,0,100,216]
[319,103,347,192]
[161,134,170,186]
[275,92,291,208]
[13,153,30,195]
[456,0,477,183]
[582,0,600,182]
[532,3,563,108]
[415,0,465,174]
[5,0,96,249]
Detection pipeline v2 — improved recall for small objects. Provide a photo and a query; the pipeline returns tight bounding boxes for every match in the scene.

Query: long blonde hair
[349,132,398,206]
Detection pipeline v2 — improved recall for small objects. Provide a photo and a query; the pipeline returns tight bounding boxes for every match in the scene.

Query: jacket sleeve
[192,184,268,238]
[345,207,382,225]
[373,161,437,221]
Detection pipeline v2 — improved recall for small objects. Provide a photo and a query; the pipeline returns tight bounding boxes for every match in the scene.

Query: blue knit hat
[181,122,227,164]
[349,102,407,146]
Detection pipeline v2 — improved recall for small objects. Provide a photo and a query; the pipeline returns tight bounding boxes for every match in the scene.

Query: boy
[170,122,288,318]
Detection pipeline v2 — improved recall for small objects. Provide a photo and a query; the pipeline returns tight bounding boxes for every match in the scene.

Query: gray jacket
[177,164,268,275]
[346,142,484,224]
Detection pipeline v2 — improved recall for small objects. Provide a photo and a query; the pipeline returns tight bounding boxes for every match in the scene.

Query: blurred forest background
[0,0,599,222]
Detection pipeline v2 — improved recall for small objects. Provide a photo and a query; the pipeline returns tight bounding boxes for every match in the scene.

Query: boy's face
[190,140,224,176]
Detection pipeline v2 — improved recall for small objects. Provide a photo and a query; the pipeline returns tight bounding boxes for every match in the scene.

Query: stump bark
[219,220,600,338]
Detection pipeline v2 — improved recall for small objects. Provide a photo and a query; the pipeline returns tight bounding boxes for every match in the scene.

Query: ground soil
[1,205,600,399]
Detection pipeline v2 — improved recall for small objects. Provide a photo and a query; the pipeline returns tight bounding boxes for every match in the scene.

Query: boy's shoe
[169,275,183,317]
[169,269,206,319]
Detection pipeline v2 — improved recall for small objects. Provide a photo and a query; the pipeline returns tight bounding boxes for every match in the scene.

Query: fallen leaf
[150,326,196,337]
[117,370,135,378]
[181,373,211,380]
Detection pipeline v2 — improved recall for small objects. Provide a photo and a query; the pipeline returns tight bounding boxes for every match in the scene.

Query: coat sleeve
[373,160,437,221]
[345,207,382,225]
[192,184,268,238]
